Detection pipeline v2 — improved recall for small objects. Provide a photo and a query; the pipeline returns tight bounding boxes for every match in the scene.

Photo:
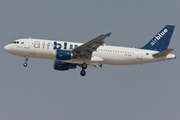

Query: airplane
[4,25,176,76]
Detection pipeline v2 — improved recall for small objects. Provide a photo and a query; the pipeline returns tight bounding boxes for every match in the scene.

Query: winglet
[106,32,111,37]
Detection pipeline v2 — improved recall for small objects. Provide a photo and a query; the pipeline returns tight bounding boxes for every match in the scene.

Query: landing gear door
[24,39,30,49]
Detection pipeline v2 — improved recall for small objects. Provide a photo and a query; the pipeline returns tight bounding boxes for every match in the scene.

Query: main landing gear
[80,63,87,76]
[23,56,28,67]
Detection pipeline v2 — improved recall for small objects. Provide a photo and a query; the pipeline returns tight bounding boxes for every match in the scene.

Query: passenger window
[17,41,19,44]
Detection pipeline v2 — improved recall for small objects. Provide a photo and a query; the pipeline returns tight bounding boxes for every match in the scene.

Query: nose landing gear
[23,62,27,67]
[23,56,28,67]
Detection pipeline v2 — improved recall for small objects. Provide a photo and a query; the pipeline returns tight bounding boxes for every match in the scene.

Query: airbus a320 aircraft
[4,25,176,76]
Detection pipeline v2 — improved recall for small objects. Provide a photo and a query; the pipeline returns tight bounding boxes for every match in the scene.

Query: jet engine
[53,60,76,71]
[56,50,73,60]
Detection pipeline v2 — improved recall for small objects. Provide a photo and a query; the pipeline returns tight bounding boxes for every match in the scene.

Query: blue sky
[1,0,180,120]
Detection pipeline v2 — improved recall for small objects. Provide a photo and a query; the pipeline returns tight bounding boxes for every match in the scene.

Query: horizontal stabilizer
[153,49,174,58]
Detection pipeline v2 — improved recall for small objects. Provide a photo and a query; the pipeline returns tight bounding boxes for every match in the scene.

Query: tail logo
[151,29,168,46]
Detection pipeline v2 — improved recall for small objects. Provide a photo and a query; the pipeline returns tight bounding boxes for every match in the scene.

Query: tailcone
[166,54,176,60]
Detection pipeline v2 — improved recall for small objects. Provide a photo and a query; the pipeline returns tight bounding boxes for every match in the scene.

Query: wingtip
[106,32,111,37]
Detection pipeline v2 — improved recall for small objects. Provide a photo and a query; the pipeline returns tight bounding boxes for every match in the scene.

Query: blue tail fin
[141,25,175,51]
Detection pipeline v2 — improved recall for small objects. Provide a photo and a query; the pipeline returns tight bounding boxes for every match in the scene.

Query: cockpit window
[12,41,19,44]
[21,42,24,44]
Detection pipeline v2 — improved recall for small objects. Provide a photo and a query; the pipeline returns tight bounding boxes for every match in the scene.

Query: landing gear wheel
[23,62,27,67]
[80,70,86,76]
[23,56,28,67]
[82,63,87,69]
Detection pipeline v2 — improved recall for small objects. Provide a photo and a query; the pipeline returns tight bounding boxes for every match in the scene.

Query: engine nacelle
[53,60,76,71]
[56,50,73,60]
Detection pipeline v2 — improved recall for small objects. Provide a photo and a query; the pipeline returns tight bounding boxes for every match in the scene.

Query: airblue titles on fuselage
[53,42,78,50]
[33,41,78,50]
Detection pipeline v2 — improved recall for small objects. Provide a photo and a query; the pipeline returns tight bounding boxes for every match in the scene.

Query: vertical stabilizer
[141,25,175,51]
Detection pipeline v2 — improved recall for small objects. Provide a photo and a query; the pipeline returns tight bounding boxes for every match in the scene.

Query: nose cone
[4,45,8,52]
[4,44,11,53]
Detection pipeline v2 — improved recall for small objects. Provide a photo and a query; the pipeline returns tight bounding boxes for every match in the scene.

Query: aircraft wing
[72,33,111,59]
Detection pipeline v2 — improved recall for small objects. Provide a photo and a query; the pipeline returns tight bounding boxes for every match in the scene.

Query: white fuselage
[4,38,176,66]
